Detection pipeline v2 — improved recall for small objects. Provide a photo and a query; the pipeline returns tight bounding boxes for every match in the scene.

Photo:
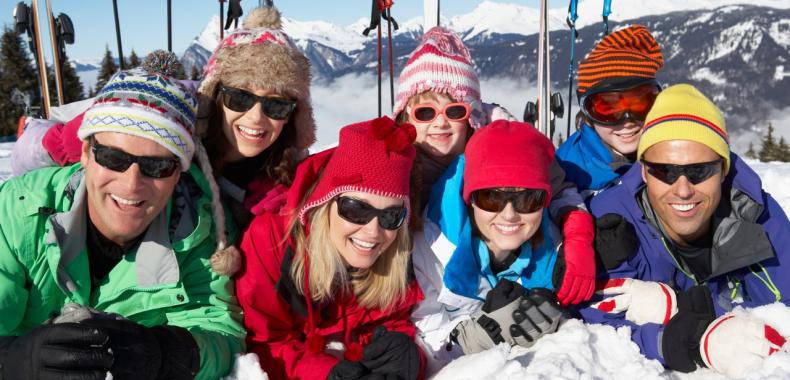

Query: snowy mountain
[178,1,790,134]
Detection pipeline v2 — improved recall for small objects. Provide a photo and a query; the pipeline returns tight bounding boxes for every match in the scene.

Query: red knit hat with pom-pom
[297,117,416,224]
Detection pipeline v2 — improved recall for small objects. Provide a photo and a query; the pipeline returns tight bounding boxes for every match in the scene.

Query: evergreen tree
[190,64,201,81]
[745,142,758,160]
[128,49,141,68]
[88,87,95,98]
[95,45,118,92]
[759,122,779,162]
[46,50,84,104]
[778,137,790,163]
[0,27,38,137]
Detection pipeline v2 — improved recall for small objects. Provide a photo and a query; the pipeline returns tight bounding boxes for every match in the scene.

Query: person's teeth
[351,238,376,249]
[496,224,519,232]
[238,126,265,136]
[671,203,695,212]
[111,194,143,206]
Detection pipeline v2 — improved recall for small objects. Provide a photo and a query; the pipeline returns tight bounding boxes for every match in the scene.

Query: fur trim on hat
[243,6,282,29]
[198,7,316,150]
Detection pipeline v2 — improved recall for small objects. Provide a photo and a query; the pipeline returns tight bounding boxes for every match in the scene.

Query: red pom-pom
[344,342,364,362]
[305,333,325,354]
[370,116,395,139]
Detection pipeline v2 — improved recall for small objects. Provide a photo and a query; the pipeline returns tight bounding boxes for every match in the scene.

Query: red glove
[700,314,787,378]
[591,278,677,325]
[41,112,85,166]
[556,210,596,306]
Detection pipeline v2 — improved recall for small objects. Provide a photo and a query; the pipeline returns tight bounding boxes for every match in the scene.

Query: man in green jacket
[0,69,245,380]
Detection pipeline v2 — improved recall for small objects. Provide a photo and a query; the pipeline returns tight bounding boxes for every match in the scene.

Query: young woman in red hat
[236,117,425,380]
[411,120,565,375]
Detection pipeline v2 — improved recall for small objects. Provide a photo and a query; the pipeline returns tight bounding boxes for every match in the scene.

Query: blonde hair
[288,200,412,311]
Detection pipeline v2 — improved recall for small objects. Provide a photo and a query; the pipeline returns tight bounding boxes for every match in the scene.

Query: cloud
[729,105,790,155]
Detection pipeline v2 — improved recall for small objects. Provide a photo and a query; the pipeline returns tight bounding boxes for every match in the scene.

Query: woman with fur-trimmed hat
[394,26,596,309]
[411,120,565,374]
[12,7,316,276]
[236,117,424,380]
[556,24,665,200]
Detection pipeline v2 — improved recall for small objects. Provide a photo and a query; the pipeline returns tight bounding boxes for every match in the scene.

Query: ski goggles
[471,188,548,214]
[581,81,661,126]
[641,158,723,185]
[91,140,180,178]
[410,102,471,123]
[220,86,297,120]
[335,196,407,230]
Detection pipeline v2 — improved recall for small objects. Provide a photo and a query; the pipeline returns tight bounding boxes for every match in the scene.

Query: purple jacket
[580,153,790,365]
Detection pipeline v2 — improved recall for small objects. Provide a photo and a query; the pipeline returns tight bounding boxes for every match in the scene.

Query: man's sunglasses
[641,158,723,185]
[410,102,471,123]
[581,81,661,126]
[220,86,297,120]
[335,196,407,231]
[91,140,180,178]
[471,188,548,214]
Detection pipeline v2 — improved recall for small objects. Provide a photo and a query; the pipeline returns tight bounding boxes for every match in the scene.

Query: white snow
[768,20,790,49]
[691,67,727,86]
[707,21,763,63]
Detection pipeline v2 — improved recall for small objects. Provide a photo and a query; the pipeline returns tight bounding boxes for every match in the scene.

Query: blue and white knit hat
[78,68,199,170]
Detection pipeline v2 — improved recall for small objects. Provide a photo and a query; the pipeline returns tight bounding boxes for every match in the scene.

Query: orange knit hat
[576,25,664,96]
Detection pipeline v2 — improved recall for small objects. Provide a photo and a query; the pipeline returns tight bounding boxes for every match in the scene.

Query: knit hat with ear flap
[393,26,485,129]
[198,6,315,149]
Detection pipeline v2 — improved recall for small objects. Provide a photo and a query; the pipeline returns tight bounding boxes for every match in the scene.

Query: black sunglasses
[471,188,547,214]
[91,140,180,178]
[335,196,407,231]
[641,159,723,185]
[220,86,297,120]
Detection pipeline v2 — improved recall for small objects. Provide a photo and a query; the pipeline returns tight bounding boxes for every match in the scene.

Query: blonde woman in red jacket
[237,117,425,380]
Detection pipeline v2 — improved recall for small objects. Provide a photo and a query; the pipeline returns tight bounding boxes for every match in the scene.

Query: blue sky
[1,0,562,61]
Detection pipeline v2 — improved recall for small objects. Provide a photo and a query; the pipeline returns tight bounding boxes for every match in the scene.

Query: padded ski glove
[327,360,369,380]
[591,278,678,325]
[78,318,200,380]
[594,213,639,270]
[361,326,420,380]
[0,323,113,380]
[699,314,787,378]
[509,288,562,348]
[451,280,562,353]
[662,286,716,372]
[556,210,596,306]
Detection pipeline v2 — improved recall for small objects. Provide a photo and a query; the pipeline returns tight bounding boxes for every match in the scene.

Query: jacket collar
[45,169,182,297]
[626,153,773,282]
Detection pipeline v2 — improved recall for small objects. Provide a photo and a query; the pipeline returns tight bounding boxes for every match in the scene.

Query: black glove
[361,326,420,380]
[0,323,113,380]
[78,318,199,380]
[509,288,562,347]
[662,286,717,373]
[327,360,369,380]
[594,213,639,270]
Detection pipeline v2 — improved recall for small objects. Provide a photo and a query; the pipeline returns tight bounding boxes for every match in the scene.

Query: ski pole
[45,0,63,106]
[31,0,51,118]
[112,0,125,70]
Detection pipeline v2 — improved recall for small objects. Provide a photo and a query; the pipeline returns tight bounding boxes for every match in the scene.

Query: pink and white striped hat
[393,26,485,129]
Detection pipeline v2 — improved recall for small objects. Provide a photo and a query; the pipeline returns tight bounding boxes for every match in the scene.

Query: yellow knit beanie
[637,84,730,174]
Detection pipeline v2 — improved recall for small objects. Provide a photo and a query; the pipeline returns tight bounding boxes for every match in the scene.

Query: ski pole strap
[602,0,612,35]
[362,0,381,36]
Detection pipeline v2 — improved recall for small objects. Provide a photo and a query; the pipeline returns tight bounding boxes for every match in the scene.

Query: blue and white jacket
[411,155,561,375]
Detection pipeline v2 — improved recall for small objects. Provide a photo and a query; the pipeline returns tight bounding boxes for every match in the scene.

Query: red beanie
[298,117,417,224]
[462,120,555,205]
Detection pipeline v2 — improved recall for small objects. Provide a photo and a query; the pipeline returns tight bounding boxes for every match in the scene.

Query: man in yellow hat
[580,84,790,377]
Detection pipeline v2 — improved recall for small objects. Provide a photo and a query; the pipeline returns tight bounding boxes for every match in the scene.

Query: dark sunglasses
[471,188,547,214]
[641,159,723,185]
[581,81,661,126]
[220,86,297,120]
[91,140,180,178]
[335,196,407,231]
[410,102,471,123]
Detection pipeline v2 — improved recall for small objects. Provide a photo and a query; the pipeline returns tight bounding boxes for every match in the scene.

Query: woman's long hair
[287,199,412,311]
[203,88,299,186]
